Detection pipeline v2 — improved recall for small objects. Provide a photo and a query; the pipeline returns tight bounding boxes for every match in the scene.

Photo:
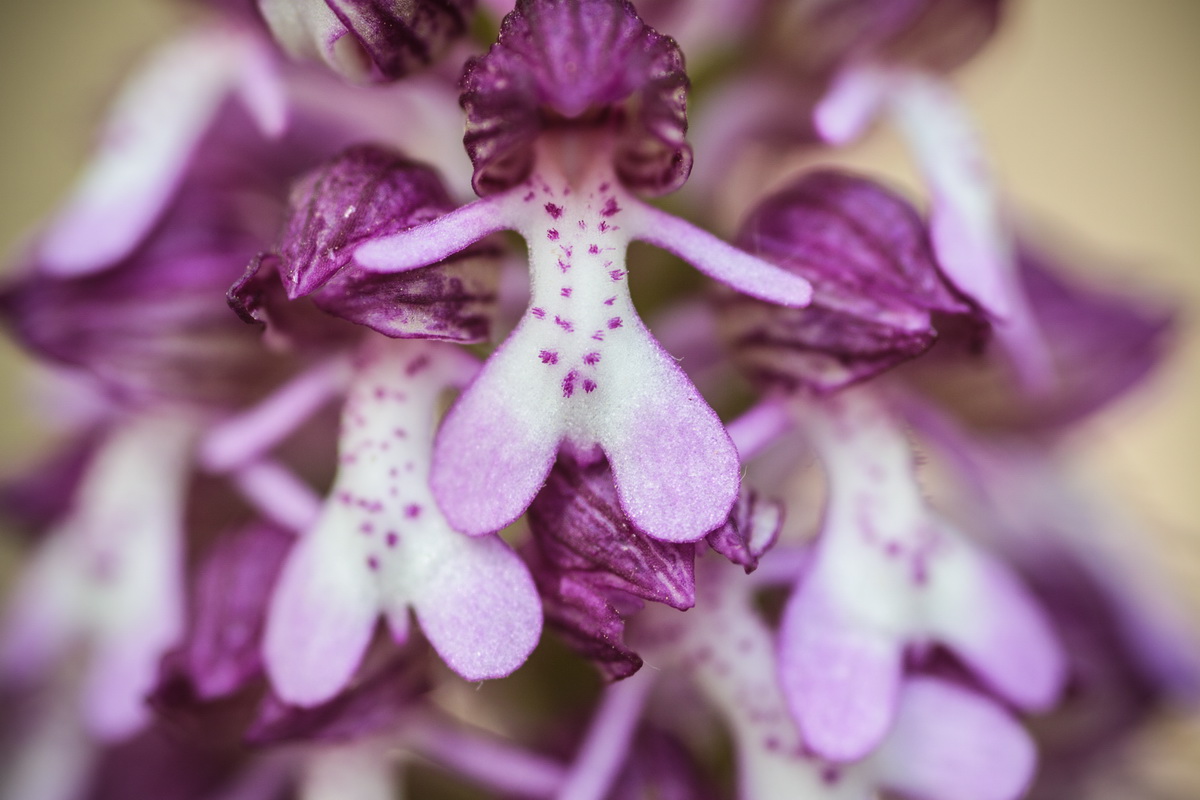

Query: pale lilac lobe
[259,0,474,84]
[254,144,498,342]
[263,339,541,706]
[723,170,972,394]
[460,0,692,196]
[155,523,292,705]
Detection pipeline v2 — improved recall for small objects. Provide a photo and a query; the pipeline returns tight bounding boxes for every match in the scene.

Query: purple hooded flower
[722,170,976,393]
[356,0,812,544]
[461,0,690,197]
[259,0,475,84]
[231,144,501,344]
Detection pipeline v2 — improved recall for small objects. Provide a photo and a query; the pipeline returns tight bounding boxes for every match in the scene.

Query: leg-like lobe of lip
[412,534,543,681]
[875,678,1036,800]
[597,326,739,543]
[777,578,904,762]
[263,525,379,707]
[431,322,564,536]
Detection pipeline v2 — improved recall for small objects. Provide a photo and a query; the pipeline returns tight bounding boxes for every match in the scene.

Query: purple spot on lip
[393,428,406,438]
[598,221,611,232]
[386,532,398,547]
[531,307,545,319]
[405,504,422,518]
[367,556,380,571]
[405,355,430,376]
[599,182,610,192]
[545,202,563,219]
[604,297,615,305]
[547,229,559,241]
[554,315,574,332]
[539,349,559,364]
[561,286,573,297]
[560,245,573,257]
[601,196,620,217]
[607,317,623,329]
[577,219,587,230]
[583,352,600,365]
[360,522,374,534]
[558,258,571,272]
[523,191,535,201]
[609,269,626,281]
[583,379,597,393]
[588,244,600,254]
[592,330,605,341]
[562,370,578,398]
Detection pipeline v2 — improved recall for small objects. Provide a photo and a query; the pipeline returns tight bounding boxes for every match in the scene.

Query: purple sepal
[912,246,1175,431]
[260,0,474,84]
[246,653,428,745]
[154,524,292,706]
[461,0,691,196]
[791,0,1005,77]
[271,144,500,342]
[526,454,696,679]
[724,170,974,393]
[704,489,783,573]
[528,455,696,610]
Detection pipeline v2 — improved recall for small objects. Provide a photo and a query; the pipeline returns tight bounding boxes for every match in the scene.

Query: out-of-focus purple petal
[275,144,501,342]
[782,0,1005,78]
[906,245,1176,431]
[259,0,473,84]
[460,0,691,196]
[723,170,974,393]
[155,524,292,705]
[247,654,428,744]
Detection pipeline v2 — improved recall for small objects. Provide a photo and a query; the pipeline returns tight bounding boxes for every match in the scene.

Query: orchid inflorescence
[0,1,1195,799]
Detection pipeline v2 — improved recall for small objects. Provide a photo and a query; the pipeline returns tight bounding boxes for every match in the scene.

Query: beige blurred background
[0,0,1196,795]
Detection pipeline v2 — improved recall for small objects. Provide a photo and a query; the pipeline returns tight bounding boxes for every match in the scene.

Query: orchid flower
[630,553,1038,800]
[356,0,813,543]
[0,414,198,741]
